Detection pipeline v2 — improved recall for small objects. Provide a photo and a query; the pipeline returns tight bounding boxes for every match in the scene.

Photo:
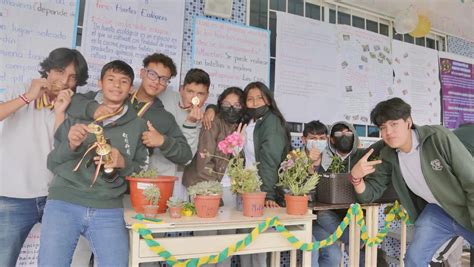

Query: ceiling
[338,0,474,42]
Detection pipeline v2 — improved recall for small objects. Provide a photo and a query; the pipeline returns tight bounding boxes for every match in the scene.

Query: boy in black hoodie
[38,60,149,266]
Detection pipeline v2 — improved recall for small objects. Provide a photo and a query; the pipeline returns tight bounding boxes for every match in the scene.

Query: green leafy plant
[143,185,160,205]
[328,155,346,174]
[130,168,158,178]
[277,150,320,196]
[187,180,223,197]
[203,131,262,194]
[166,196,184,207]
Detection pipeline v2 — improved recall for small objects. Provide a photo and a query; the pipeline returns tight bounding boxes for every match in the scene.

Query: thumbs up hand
[142,121,164,148]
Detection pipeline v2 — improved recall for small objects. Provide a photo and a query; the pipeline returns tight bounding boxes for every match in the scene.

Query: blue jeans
[0,196,46,267]
[38,200,128,267]
[312,210,365,266]
[405,204,474,266]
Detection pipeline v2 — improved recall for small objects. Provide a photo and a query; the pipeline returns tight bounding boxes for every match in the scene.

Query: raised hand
[350,148,382,179]
[25,78,50,101]
[142,121,164,148]
[202,107,215,130]
[186,105,204,124]
[68,123,90,151]
[53,89,74,114]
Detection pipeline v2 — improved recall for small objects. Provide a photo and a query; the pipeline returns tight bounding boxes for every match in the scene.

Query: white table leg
[400,219,407,267]
[371,206,379,266]
[349,213,356,267]
[365,206,373,267]
[290,250,297,267]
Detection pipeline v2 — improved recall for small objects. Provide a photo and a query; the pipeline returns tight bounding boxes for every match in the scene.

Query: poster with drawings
[392,40,441,125]
[337,25,393,125]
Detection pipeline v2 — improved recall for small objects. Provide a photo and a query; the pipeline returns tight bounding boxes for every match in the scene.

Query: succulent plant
[187,180,223,197]
[143,185,160,206]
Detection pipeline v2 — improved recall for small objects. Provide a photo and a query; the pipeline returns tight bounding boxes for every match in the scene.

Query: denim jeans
[404,204,474,267]
[312,210,365,266]
[38,200,128,267]
[0,196,46,267]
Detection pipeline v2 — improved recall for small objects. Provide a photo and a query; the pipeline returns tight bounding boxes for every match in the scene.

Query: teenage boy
[68,53,192,178]
[0,47,88,267]
[158,68,210,198]
[38,60,149,266]
[351,97,474,266]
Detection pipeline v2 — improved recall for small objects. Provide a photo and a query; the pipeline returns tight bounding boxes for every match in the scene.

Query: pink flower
[218,131,244,155]
[199,152,206,159]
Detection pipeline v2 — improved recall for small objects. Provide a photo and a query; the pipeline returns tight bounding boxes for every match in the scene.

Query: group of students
[0,47,472,267]
[0,47,291,267]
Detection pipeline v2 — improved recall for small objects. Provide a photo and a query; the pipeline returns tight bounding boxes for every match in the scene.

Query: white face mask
[306,139,327,152]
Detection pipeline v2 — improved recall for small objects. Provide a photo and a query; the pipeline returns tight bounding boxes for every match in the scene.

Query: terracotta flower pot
[168,206,183,218]
[285,194,309,215]
[242,192,266,217]
[194,194,221,218]
[126,176,176,213]
[143,205,159,218]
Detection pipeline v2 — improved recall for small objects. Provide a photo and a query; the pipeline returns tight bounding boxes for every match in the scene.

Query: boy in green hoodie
[351,97,474,266]
[38,60,149,266]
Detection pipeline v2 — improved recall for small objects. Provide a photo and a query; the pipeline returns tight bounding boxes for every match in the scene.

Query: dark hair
[303,120,328,137]
[100,60,134,84]
[217,87,244,111]
[183,68,211,89]
[331,123,351,137]
[243,81,291,144]
[370,97,412,127]
[39,47,89,87]
[142,53,177,77]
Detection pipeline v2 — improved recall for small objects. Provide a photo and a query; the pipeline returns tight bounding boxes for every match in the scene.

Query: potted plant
[187,180,223,218]
[204,131,266,217]
[142,185,160,218]
[316,155,355,204]
[166,196,185,218]
[277,150,320,215]
[126,168,176,213]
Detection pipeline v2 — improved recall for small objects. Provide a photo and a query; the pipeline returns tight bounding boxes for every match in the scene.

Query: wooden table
[125,207,315,267]
[312,202,380,267]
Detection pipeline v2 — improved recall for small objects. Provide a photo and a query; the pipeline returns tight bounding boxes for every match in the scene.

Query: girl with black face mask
[239,82,291,267]
[182,86,244,200]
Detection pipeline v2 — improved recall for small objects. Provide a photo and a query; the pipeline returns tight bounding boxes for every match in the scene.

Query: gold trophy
[87,123,114,174]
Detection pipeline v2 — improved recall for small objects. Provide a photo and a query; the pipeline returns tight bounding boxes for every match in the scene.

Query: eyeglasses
[221,101,242,110]
[334,131,353,137]
[145,68,171,85]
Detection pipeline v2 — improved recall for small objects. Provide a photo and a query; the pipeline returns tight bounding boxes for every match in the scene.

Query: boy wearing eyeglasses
[68,54,193,179]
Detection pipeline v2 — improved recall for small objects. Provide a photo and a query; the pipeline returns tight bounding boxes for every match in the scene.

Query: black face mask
[247,106,268,119]
[220,106,242,124]
[334,136,354,153]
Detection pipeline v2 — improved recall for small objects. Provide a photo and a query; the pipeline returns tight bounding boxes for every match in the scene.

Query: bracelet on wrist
[19,94,30,104]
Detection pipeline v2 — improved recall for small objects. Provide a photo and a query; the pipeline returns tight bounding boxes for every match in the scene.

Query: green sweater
[357,125,474,231]
[253,111,290,201]
[67,92,192,167]
[47,101,149,209]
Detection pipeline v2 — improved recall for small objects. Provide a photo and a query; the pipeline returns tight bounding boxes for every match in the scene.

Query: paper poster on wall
[80,0,185,93]
[438,52,474,129]
[192,17,270,105]
[0,0,78,90]
[274,12,341,124]
[337,25,393,125]
[392,40,441,125]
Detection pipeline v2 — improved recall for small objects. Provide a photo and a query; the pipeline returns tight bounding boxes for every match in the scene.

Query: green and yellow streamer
[132,201,409,267]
